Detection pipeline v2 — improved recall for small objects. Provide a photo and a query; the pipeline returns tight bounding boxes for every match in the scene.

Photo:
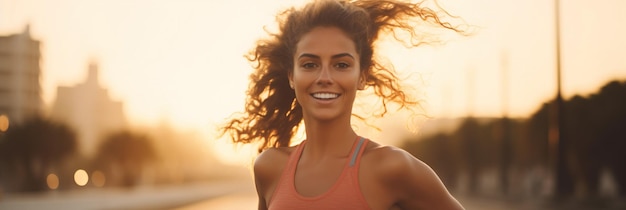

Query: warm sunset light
[1,0,625,166]
[73,169,89,186]
[1,0,625,209]
[0,114,9,132]
[46,173,59,190]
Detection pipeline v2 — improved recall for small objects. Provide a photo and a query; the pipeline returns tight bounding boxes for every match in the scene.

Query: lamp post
[552,0,572,198]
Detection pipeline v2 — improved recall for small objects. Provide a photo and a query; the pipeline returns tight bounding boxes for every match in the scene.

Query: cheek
[292,71,315,85]
[291,74,310,94]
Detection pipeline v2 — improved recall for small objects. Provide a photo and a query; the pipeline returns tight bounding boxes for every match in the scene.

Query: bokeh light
[73,169,89,186]
[91,170,106,187]
[0,114,9,132]
[46,173,59,190]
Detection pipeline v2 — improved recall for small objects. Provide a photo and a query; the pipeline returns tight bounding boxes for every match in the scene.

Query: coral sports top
[268,137,371,210]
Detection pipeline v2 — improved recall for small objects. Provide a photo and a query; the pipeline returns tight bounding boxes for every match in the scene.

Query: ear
[357,73,366,90]
[288,70,295,89]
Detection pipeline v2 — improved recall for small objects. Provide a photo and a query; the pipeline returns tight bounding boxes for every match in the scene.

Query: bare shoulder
[254,146,293,175]
[362,142,427,174]
[253,146,295,208]
[362,140,464,210]
[253,146,294,187]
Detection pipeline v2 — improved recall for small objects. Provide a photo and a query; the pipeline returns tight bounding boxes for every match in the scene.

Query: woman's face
[289,26,365,122]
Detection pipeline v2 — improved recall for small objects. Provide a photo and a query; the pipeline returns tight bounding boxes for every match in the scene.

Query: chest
[293,157,348,197]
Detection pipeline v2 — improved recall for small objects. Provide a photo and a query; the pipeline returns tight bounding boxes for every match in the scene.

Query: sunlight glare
[74,169,89,186]
[46,173,59,190]
[0,114,9,132]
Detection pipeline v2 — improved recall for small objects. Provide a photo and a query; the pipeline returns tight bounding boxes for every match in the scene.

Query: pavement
[0,179,250,210]
[2,177,623,210]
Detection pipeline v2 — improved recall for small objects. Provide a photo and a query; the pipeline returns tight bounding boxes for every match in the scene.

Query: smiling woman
[220,0,467,209]
[290,27,365,123]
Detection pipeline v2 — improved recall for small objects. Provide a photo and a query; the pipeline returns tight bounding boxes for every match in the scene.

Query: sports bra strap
[349,137,366,167]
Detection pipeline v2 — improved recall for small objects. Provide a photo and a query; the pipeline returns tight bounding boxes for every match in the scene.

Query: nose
[316,65,333,86]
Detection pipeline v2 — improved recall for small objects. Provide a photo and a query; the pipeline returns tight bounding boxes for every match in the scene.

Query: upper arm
[253,148,288,210]
[383,148,464,210]
[253,150,274,210]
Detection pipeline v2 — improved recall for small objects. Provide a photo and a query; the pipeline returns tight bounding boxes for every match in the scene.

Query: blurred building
[50,61,127,156]
[0,25,43,125]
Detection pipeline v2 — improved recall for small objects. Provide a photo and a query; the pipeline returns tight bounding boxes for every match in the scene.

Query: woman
[222,0,467,209]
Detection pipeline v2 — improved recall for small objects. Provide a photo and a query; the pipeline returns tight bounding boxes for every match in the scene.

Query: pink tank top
[268,137,371,210]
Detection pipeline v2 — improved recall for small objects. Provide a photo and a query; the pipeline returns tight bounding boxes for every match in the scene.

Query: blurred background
[0,0,625,209]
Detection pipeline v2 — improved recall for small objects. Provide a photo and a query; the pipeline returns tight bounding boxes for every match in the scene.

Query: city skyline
[50,61,127,156]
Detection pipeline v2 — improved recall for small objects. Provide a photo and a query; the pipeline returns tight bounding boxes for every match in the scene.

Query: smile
[311,92,340,100]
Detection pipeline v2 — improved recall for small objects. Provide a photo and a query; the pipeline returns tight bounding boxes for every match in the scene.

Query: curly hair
[221,0,467,153]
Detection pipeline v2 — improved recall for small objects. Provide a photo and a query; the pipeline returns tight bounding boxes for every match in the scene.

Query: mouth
[311,92,340,100]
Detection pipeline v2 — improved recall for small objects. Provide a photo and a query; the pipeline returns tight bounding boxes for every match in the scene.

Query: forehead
[295,26,357,57]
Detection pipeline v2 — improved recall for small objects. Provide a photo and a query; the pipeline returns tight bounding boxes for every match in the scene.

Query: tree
[92,130,157,187]
[588,80,626,195]
[0,117,77,192]
[399,79,626,197]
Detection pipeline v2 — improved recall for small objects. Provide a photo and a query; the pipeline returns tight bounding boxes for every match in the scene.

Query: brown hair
[221,0,467,153]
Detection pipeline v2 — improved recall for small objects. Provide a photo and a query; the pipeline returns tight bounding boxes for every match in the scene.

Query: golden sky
[2,0,625,164]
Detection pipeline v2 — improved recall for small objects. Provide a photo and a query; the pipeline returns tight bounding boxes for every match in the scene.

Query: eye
[302,62,318,69]
[335,62,350,69]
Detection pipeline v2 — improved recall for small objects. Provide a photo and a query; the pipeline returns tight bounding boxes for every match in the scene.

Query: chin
[307,110,346,122]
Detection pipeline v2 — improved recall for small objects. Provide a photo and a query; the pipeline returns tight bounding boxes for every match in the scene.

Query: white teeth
[312,93,339,99]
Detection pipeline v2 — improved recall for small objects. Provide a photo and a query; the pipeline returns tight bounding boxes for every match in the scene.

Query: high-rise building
[50,61,127,156]
[0,25,43,125]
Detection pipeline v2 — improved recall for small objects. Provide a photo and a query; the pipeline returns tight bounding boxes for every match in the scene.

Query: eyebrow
[298,53,355,60]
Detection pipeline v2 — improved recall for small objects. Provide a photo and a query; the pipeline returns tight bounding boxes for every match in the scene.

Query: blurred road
[0,179,251,210]
[2,177,622,210]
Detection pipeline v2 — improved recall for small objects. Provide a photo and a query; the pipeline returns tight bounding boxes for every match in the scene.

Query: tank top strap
[348,137,368,168]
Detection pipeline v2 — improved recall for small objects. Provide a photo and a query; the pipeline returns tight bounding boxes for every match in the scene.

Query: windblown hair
[222,0,466,153]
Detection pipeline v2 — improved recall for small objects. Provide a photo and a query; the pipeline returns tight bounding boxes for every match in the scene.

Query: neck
[302,116,358,159]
